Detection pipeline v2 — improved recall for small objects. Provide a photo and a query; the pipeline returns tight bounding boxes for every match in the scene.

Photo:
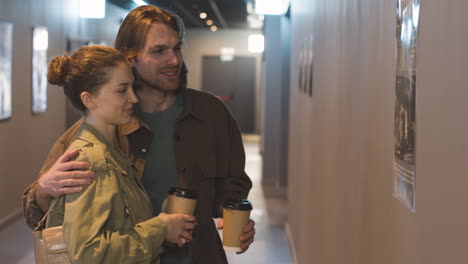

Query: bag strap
[34,198,60,232]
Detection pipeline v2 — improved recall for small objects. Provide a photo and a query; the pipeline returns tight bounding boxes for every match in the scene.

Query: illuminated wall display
[0,20,12,121]
[32,26,48,114]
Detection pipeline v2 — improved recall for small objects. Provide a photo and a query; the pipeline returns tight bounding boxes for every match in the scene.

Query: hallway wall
[0,0,127,224]
[287,0,468,263]
[262,15,291,188]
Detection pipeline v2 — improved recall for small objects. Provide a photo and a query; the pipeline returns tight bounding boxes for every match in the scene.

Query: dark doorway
[202,56,256,133]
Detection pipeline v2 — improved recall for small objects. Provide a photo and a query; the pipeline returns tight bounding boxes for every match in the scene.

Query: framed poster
[298,34,314,97]
[0,20,12,121]
[306,34,313,97]
[32,26,48,113]
[392,0,420,212]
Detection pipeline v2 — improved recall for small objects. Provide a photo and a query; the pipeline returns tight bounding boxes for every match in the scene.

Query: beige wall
[287,0,468,263]
[183,28,263,133]
[0,0,127,223]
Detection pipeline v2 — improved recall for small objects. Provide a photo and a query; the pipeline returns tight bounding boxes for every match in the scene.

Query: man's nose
[167,50,181,66]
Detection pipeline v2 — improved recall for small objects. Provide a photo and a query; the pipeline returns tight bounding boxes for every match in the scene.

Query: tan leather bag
[33,200,71,264]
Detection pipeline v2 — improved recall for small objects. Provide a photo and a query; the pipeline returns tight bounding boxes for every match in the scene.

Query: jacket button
[141,148,147,153]
[179,167,186,173]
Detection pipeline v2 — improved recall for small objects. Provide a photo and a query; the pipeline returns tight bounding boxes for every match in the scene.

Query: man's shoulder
[185,88,225,107]
[183,88,230,122]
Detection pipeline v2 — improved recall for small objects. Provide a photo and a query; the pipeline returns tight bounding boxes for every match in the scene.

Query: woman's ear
[80,91,96,110]
[128,56,137,66]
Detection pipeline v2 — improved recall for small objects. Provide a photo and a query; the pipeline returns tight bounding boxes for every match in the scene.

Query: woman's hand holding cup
[158,213,196,247]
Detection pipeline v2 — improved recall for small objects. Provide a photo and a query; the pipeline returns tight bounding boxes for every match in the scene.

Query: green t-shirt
[141,93,189,264]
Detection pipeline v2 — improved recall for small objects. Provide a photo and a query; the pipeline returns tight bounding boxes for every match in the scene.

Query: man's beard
[133,63,188,93]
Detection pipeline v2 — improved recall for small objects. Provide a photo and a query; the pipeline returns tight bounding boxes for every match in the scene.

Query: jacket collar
[177,88,204,122]
[78,122,110,146]
[118,115,148,136]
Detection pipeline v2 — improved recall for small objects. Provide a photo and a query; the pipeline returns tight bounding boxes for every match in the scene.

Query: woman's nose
[128,88,138,103]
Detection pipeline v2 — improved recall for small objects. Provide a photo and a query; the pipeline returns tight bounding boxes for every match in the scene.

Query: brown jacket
[23,88,253,264]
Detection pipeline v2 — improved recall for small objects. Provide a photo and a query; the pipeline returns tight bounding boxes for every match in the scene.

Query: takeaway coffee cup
[166,187,198,215]
[222,200,253,252]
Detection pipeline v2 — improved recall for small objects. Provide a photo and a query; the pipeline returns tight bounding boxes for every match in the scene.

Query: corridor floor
[0,136,293,264]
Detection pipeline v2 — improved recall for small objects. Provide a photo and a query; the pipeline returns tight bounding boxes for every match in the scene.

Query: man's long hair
[115,5,187,90]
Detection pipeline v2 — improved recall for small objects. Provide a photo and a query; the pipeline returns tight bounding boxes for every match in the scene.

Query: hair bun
[47,55,71,86]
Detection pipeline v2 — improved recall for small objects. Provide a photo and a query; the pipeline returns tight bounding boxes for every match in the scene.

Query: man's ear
[80,91,96,110]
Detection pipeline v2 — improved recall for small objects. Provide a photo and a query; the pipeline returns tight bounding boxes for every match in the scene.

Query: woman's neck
[84,115,117,144]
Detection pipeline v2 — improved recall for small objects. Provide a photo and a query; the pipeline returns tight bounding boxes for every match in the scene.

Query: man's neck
[137,86,177,113]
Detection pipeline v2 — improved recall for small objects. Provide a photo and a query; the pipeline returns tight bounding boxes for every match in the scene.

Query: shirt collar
[119,88,205,135]
[117,88,207,136]
[177,89,204,122]
[118,115,148,136]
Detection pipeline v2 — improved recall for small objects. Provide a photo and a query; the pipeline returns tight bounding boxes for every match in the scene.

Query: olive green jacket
[46,123,166,264]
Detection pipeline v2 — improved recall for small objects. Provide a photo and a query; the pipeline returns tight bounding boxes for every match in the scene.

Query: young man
[23,5,255,264]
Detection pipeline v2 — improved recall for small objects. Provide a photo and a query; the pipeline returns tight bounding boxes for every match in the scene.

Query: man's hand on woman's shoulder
[36,149,95,212]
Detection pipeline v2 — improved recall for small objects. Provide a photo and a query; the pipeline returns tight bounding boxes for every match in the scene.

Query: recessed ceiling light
[206,19,213,26]
[210,25,218,32]
[200,12,207,19]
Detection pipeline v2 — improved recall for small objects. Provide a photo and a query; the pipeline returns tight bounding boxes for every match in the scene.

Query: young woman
[44,45,195,263]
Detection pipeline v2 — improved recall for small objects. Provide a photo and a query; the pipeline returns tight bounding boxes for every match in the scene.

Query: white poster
[299,34,313,97]
[32,26,48,113]
[393,0,420,212]
[0,21,12,120]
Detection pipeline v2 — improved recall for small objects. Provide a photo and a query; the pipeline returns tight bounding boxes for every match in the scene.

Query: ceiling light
[132,0,148,6]
[248,34,264,53]
[200,12,207,19]
[206,19,213,26]
[80,0,105,19]
[255,0,291,15]
[210,26,218,32]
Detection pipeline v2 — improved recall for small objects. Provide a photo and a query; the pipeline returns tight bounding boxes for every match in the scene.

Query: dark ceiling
[108,0,249,29]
